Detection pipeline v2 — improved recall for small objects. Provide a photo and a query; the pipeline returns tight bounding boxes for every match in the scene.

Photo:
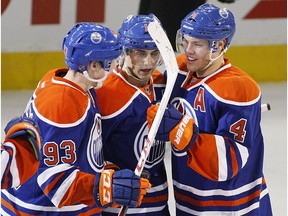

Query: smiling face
[124,48,160,83]
[182,35,211,73]
[182,34,225,77]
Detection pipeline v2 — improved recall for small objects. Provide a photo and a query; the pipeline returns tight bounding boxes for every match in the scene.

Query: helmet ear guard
[98,60,113,72]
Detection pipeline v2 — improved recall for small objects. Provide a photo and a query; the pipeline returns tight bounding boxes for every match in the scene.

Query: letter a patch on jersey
[194,87,206,112]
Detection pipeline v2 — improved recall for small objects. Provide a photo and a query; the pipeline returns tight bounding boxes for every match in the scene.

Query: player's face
[126,49,160,82]
[182,35,211,72]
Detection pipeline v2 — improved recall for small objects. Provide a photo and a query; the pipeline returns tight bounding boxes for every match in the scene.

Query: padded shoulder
[34,70,89,124]
[151,69,166,84]
[176,54,188,72]
[96,72,138,116]
[206,65,260,102]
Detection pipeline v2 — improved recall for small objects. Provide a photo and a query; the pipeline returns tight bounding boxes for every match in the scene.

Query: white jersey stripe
[37,163,74,186]
[5,142,20,187]
[215,135,228,181]
[176,190,270,216]
[173,177,263,197]
[146,181,168,193]
[52,170,79,207]
[235,142,249,168]
[176,201,259,215]
[1,190,86,211]
[1,208,11,216]
[103,205,166,214]
[1,148,10,184]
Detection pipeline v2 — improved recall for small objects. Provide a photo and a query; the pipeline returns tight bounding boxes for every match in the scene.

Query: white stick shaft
[134,21,179,176]
[261,103,271,112]
[118,19,179,216]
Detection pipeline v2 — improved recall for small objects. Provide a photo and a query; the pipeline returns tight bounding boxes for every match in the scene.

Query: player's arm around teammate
[1,116,41,189]
[1,23,150,216]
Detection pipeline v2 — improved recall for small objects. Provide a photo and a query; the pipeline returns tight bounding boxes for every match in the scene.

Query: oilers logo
[87,113,104,172]
[90,32,102,44]
[170,97,198,156]
[171,97,198,126]
[219,8,229,19]
[134,122,165,169]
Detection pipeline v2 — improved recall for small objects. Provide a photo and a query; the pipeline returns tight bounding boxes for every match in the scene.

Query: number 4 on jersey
[230,118,247,143]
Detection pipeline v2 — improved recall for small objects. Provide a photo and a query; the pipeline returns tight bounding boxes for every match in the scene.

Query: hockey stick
[117,18,179,216]
[261,103,271,112]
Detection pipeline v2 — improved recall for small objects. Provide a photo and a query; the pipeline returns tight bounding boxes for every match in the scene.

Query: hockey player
[1,22,151,215]
[95,14,170,215]
[147,3,273,215]
[1,116,42,189]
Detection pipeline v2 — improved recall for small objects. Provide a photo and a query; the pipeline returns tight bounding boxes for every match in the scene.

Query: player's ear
[219,39,227,51]
[92,61,98,68]
[87,61,94,70]
[88,61,99,71]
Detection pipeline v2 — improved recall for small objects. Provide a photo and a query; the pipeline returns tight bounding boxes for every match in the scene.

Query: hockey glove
[94,169,151,208]
[4,116,42,160]
[147,104,199,152]
[104,161,120,171]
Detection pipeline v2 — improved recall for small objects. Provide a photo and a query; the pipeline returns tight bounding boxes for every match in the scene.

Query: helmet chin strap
[124,67,143,82]
[197,49,225,73]
[83,70,108,89]
[122,59,144,82]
